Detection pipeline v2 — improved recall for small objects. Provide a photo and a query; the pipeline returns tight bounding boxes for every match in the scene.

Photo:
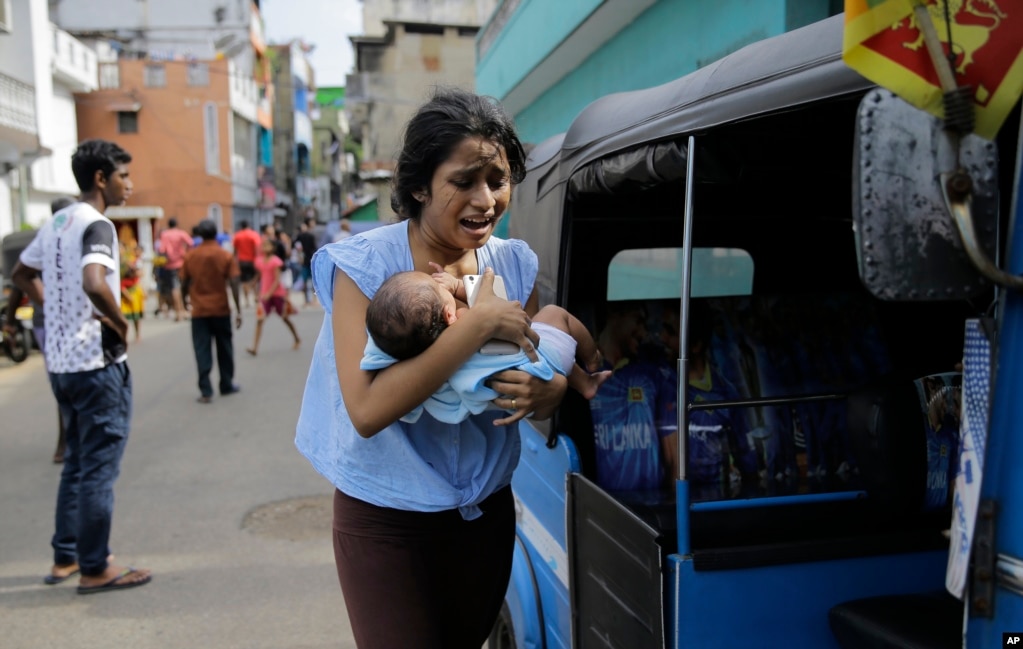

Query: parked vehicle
[1,231,38,364]
[0,291,31,364]
[493,14,1022,649]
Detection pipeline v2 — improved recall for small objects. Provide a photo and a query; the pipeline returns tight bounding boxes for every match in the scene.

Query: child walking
[247,236,300,356]
[119,226,145,341]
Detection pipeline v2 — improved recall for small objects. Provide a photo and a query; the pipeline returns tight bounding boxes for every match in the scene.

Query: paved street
[0,295,356,649]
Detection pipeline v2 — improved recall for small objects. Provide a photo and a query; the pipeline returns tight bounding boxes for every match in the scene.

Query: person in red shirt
[231,220,262,308]
[157,218,194,321]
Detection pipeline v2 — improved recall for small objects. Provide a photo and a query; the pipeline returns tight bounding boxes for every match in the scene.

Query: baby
[362,269,611,423]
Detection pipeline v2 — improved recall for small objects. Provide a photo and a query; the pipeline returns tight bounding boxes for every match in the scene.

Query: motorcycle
[0,291,32,364]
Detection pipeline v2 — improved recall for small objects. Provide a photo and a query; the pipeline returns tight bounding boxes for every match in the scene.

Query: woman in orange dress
[118,225,145,341]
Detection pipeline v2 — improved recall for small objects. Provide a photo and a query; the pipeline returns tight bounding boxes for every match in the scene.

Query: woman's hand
[487,369,568,426]
[335,269,509,437]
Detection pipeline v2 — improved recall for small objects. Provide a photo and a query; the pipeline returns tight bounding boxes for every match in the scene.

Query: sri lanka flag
[843,0,1023,140]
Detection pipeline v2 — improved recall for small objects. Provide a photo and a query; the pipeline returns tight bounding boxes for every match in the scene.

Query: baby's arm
[428,262,468,303]
[336,268,540,437]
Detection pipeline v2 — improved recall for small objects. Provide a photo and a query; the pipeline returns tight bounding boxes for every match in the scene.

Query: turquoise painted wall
[477,0,605,100]
[479,0,835,146]
[486,0,835,237]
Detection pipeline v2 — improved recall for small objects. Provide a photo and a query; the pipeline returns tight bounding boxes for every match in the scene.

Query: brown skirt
[332,486,515,649]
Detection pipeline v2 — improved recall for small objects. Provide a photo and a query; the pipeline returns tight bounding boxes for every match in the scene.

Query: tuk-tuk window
[607,248,753,300]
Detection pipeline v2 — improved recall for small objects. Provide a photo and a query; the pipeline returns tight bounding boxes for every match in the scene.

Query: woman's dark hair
[366,272,450,360]
[390,87,527,220]
[71,139,132,193]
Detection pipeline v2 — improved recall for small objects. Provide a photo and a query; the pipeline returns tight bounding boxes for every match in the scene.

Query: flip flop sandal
[43,568,80,585]
[76,568,152,595]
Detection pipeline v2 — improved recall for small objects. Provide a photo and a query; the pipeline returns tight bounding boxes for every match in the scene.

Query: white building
[48,0,256,62]
[0,0,97,240]
[361,0,498,37]
[346,0,497,219]
[48,0,263,116]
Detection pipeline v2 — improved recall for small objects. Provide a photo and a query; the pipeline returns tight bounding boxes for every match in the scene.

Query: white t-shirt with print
[19,202,126,373]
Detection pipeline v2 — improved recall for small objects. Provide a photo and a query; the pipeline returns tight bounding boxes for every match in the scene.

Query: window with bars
[204,101,220,174]
[99,63,120,89]
[143,64,166,87]
[208,203,223,231]
[187,62,209,86]
[117,111,138,134]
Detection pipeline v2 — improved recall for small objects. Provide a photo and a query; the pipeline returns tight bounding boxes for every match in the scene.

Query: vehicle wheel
[6,329,30,363]
[486,603,517,649]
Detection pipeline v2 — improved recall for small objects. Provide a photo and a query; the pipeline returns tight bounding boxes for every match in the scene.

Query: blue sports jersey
[590,360,674,491]
[924,411,960,510]
[687,363,747,485]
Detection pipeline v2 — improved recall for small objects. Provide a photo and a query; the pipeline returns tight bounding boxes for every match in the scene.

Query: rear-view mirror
[853,89,998,301]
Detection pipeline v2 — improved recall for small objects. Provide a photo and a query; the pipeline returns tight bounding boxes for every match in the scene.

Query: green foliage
[344,139,362,170]
[265,47,281,75]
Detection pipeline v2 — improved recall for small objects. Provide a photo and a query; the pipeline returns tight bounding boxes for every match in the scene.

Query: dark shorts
[156,267,179,294]
[260,296,286,317]
[239,261,257,283]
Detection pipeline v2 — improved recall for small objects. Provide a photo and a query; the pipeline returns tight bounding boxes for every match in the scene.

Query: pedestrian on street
[246,236,300,356]
[262,223,289,264]
[4,196,75,464]
[261,223,295,308]
[157,217,193,322]
[118,224,145,343]
[294,88,567,649]
[180,219,243,404]
[293,217,319,307]
[331,217,352,243]
[10,138,152,594]
[231,220,261,308]
[152,238,172,318]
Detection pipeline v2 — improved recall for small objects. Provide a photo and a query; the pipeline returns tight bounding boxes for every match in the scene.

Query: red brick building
[75,56,260,237]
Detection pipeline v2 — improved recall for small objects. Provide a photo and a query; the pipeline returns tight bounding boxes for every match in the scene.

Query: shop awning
[105,101,141,112]
[107,206,163,220]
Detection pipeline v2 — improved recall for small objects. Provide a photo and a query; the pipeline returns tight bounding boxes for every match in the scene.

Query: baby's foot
[580,370,613,400]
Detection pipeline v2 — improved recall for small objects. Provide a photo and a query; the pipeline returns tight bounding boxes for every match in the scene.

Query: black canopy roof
[510,14,874,304]
[558,14,870,178]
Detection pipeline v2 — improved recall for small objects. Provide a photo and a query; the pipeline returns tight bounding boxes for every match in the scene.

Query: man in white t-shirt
[11,139,152,595]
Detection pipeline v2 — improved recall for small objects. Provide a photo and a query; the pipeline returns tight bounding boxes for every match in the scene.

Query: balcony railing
[250,9,266,52]
[0,71,40,161]
[99,62,120,89]
[231,152,258,188]
[0,72,36,135]
[51,24,98,92]
[228,60,258,123]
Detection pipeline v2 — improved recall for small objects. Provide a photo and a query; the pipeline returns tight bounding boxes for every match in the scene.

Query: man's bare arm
[82,263,129,343]
[11,261,43,306]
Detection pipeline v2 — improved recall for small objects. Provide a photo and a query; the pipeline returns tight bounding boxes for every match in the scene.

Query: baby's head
[366,271,458,360]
